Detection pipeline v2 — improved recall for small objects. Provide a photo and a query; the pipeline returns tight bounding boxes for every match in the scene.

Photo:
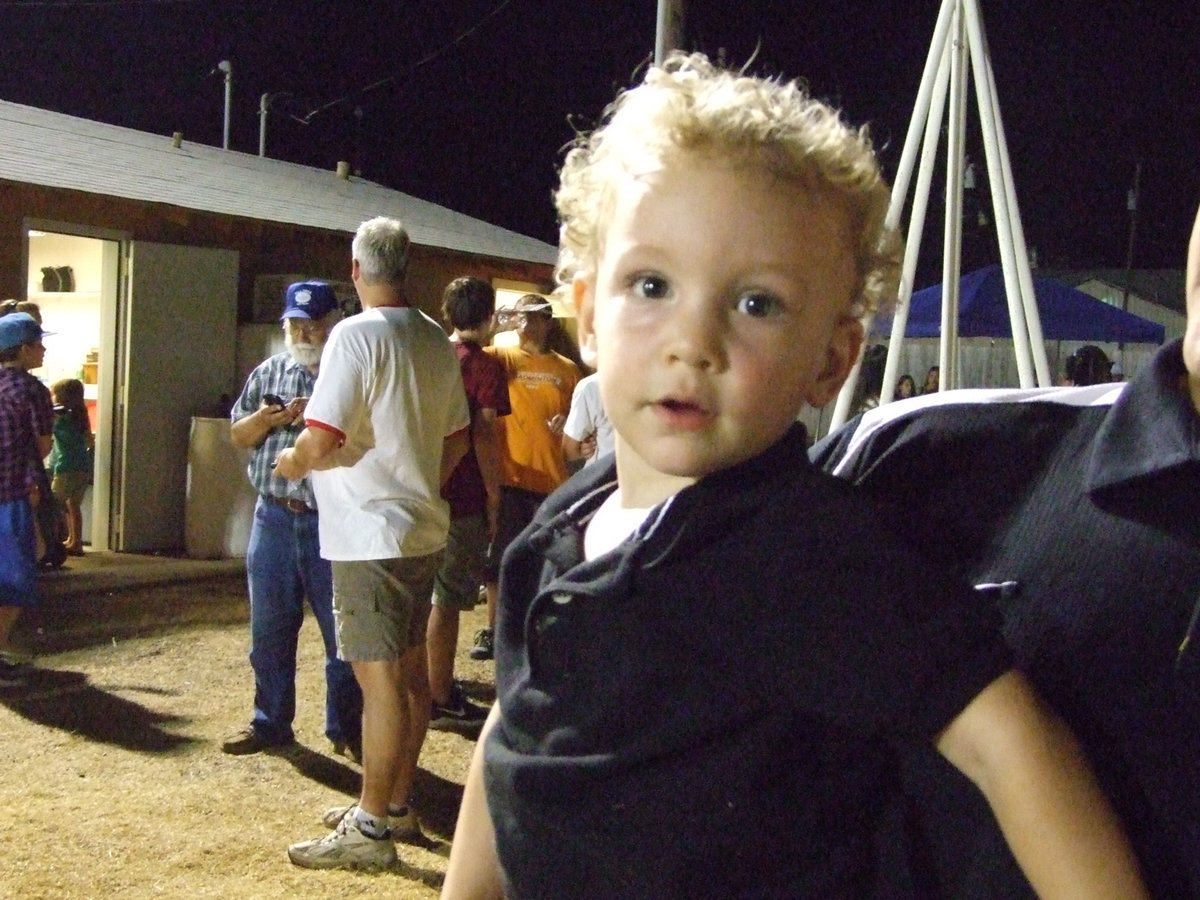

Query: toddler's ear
[573,278,598,368]
[804,315,864,407]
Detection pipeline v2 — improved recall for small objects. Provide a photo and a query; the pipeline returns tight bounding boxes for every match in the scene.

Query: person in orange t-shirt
[472,294,579,660]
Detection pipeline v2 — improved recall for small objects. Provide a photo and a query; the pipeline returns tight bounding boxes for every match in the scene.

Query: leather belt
[262,494,316,515]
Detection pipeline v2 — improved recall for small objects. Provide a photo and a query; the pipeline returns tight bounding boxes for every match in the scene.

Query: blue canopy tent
[903,264,1165,343]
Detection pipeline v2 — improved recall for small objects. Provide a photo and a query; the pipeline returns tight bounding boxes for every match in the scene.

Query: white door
[115,242,239,551]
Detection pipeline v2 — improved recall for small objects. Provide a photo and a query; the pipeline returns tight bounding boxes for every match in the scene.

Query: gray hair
[352,216,411,286]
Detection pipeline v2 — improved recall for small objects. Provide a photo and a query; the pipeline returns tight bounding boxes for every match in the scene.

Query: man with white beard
[223,281,362,761]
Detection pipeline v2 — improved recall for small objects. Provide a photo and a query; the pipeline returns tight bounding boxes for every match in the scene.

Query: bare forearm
[986,719,1147,899]
[441,428,470,488]
[1188,201,1200,306]
[562,434,585,461]
[473,413,504,501]
[229,410,272,449]
[274,426,338,480]
[441,705,504,899]
[938,671,1148,899]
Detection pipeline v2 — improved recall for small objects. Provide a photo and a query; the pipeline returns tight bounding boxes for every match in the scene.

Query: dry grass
[0,605,494,899]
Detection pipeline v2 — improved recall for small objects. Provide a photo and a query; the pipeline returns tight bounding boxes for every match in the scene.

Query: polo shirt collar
[1087,339,1200,494]
[529,423,813,571]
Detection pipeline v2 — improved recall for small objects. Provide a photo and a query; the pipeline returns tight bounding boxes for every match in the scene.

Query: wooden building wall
[0,179,555,321]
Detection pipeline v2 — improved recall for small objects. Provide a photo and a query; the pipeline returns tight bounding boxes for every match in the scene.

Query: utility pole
[217,60,232,150]
[258,93,270,157]
[655,0,685,64]
[1115,160,1142,368]
[1121,160,1142,314]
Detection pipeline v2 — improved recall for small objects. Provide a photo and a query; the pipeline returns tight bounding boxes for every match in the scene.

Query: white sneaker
[287,816,397,871]
[321,803,420,841]
[0,646,33,666]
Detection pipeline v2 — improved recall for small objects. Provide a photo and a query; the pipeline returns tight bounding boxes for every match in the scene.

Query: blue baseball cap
[281,281,338,320]
[0,312,52,353]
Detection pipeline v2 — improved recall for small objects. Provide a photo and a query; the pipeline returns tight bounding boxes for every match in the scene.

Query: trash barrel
[184,416,256,559]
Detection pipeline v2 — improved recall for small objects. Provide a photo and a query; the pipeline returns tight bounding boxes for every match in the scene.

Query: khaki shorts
[331,553,441,662]
[51,471,89,505]
[433,513,489,612]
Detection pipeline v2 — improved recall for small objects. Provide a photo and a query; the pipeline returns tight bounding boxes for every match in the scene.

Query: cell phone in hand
[263,393,285,408]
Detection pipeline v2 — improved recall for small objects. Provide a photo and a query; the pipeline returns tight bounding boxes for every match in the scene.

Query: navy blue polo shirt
[812,339,1200,898]
[484,425,1011,898]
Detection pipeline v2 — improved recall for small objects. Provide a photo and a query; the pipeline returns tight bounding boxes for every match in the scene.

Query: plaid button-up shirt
[229,352,318,508]
[0,366,54,503]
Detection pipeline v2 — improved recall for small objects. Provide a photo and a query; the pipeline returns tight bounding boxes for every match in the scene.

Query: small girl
[47,379,93,556]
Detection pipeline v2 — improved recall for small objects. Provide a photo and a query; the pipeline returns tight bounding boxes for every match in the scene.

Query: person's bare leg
[0,606,20,648]
[66,499,82,552]
[390,644,431,808]
[351,657,406,819]
[427,605,459,706]
[485,582,498,630]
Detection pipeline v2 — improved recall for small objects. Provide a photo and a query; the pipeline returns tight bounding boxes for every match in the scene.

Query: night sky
[2,0,1198,279]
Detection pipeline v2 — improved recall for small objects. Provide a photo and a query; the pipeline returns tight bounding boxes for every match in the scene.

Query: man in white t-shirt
[562,372,614,467]
[275,217,470,872]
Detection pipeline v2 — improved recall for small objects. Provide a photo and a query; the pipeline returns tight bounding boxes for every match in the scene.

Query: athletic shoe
[320,803,420,842]
[469,627,494,661]
[430,683,489,732]
[220,726,293,756]
[287,816,397,872]
[330,739,361,765]
[0,646,33,667]
[0,659,26,688]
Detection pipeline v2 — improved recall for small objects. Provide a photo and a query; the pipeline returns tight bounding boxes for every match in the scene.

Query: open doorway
[24,226,122,551]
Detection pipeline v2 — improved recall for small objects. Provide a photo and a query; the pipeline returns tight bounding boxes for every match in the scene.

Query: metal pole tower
[829,0,1050,431]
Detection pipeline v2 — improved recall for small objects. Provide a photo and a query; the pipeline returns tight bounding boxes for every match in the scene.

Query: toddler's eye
[735,291,783,318]
[631,274,670,300]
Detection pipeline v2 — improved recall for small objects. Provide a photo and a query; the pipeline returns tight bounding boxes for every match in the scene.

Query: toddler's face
[575,153,862,505]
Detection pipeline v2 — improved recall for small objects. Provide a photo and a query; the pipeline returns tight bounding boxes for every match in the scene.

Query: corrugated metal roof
[0,99,558,266]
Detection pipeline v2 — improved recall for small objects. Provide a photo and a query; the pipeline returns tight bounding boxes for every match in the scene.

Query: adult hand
[485,493,500,538]
[259,401,294,430]
[285,397,308,424]
[273,447,306,480]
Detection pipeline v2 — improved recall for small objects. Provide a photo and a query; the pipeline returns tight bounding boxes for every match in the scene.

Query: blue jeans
[246,497,361,746]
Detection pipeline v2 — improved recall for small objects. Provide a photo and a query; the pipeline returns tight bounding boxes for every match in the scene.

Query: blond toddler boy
[442,54,1146,899]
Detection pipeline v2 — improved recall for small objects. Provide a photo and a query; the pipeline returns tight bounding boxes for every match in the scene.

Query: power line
[296,0,519,124]
[0,0,202,7]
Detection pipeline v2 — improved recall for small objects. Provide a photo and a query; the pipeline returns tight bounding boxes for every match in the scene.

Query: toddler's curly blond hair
[555,52,902,317]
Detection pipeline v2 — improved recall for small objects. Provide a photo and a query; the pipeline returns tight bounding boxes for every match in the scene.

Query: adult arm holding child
[936,669,1148,899]
[441,704,504,900]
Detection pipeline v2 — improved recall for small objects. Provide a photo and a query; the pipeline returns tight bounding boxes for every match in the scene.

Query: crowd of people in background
[855,341,1128,415]
[3,49,1198,899]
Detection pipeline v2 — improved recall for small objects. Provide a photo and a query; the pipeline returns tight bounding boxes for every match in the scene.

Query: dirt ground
[0,603,494,899]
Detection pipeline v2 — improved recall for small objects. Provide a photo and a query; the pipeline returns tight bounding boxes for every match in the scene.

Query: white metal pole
[960,0,1044,385]
[830,0,956,426]
[940,1,967,390]
[988,62,1051,384]
[880,46,952,404]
